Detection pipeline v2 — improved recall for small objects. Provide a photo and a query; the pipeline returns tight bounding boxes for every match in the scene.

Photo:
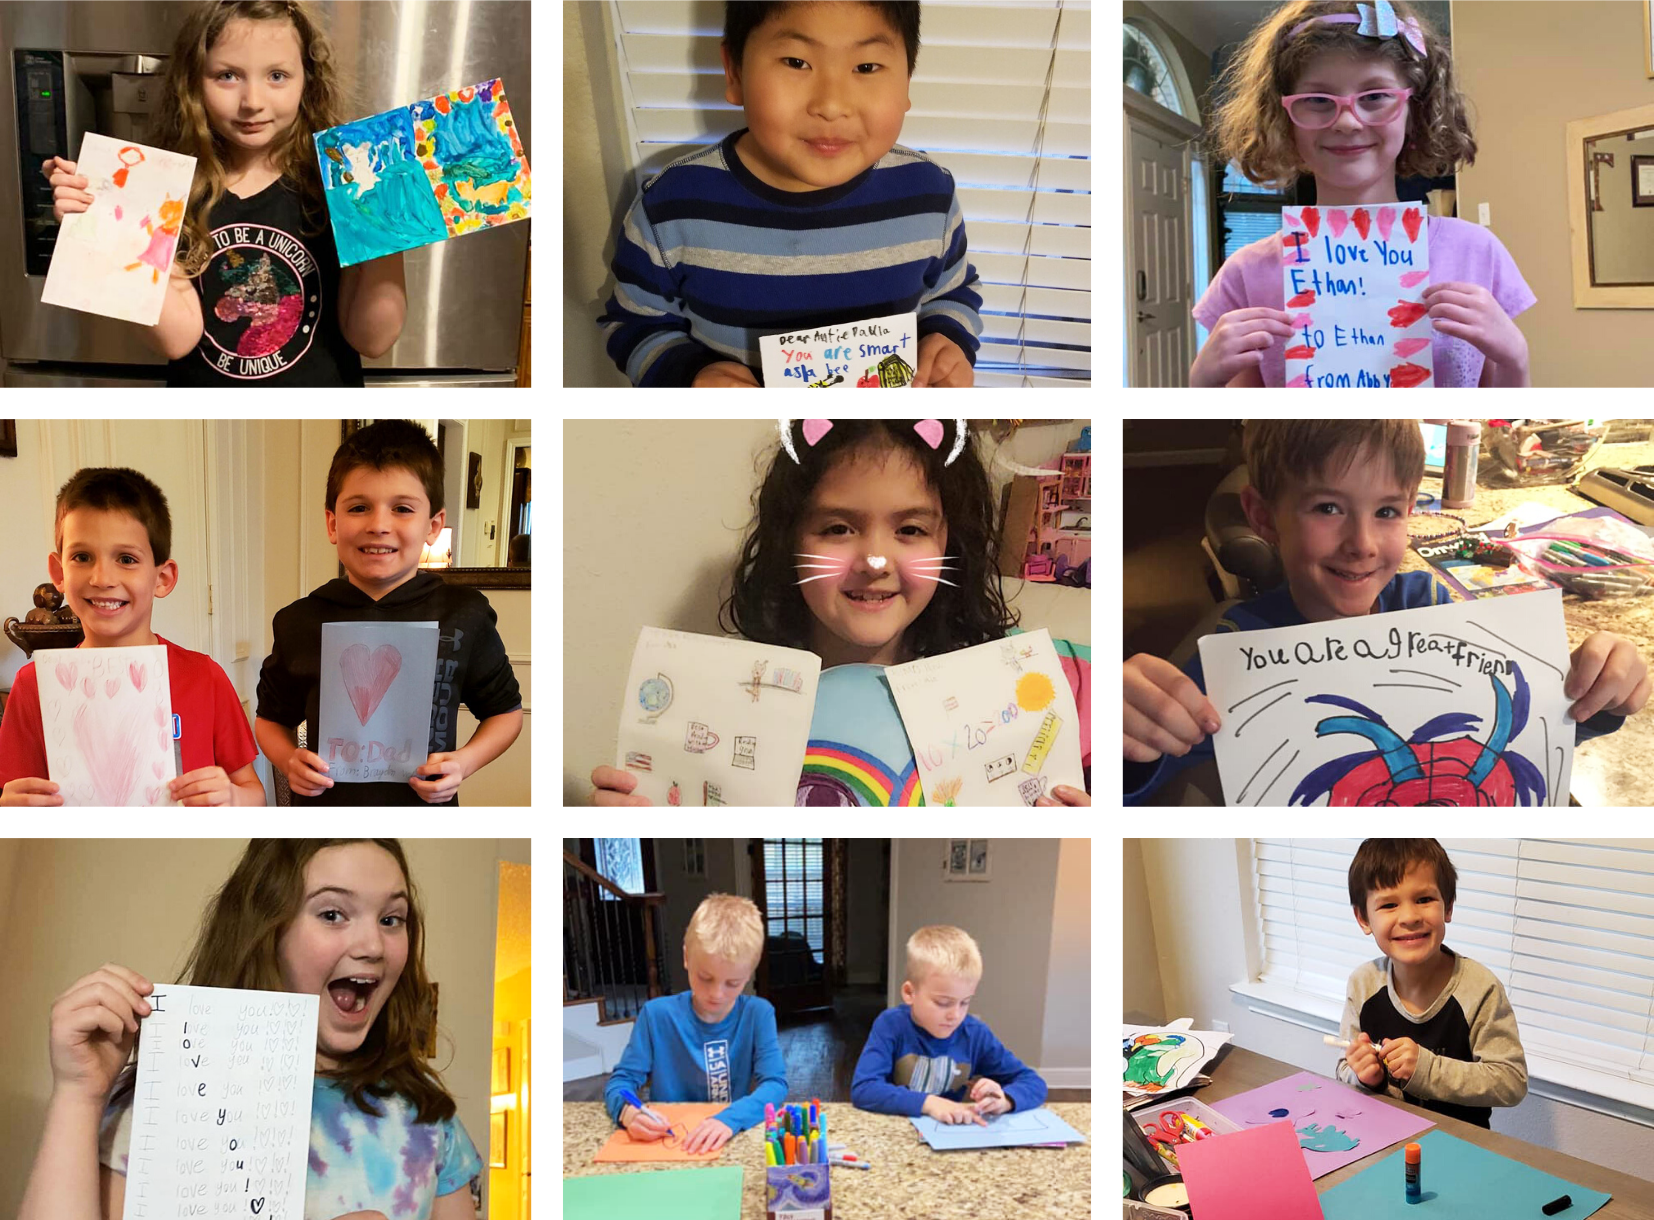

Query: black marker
[1542,1196,1571,1216]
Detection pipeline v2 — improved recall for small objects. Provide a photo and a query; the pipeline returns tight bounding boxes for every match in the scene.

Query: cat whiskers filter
[901,555,959,587]
[794,553,851,586]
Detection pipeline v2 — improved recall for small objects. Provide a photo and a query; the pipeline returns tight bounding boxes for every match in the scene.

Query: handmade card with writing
[38,644,175,806]
[318,621,439,783]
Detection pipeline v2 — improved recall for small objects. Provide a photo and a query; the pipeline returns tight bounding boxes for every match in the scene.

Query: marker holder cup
[765,1163,832,1220]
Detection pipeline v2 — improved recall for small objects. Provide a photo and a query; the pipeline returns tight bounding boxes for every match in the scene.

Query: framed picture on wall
[467,452,483,508]
[945,839,991,881]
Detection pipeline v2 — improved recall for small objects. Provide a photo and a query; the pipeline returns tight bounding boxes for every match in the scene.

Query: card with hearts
[38,644,176,806]
[318,621,439,783]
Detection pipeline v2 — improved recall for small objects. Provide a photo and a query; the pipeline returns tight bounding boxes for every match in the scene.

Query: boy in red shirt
[0,468,261,806]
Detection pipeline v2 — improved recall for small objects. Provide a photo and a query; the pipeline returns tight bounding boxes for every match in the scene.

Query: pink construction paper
[1209,1071,1435,1180]
[1179,1119,1324,1220]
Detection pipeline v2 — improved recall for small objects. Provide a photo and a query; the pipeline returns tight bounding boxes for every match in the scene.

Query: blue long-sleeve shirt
[850,1003,1047,1117]
[1126,570,1626,804]
[603,991,788,1135]
[598,127,983,386]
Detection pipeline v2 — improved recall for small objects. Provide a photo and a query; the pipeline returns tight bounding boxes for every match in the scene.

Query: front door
[751,838,833,1016]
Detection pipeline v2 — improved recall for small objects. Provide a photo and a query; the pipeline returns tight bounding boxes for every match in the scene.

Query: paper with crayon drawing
[884,628,1084,806]
[39,644,176,806]
[314,78,531,267]
[1198,591,1574,807]
[592,1103,728,1162]
[41,133,196,325]
[616,628,822,806]
[759,311,918,388]
[1281,203,1432,388]
[1124,1019,1232,1098]
[318,621,439,783]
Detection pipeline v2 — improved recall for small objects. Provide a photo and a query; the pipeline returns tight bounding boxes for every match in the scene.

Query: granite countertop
[563,1101,1092,1219]
[1399,440,1654,805]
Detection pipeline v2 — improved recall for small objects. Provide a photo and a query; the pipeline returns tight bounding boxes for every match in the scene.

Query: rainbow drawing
[797,741,924,806]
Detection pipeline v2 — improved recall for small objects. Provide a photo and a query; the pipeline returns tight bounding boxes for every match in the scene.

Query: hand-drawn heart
[153,702,166,727]
[82,677,95,700]
[250,1200,265,1216]
[55,661,77,690]
[152,760,165,780]
[1351,207,1372,240]
[1401,207,1423,243]
[1393,337,1431,359]
[145,785,165,806]
[1376,205,1396,242]
[130,662,147,692]
[1389,361,1432,388]
[1301,206,1320,238]
[1327,210,1347,240]
[339,643,402,726]
[72,699,147,806]
[105,678,121,698]
[1387,300,1429,329]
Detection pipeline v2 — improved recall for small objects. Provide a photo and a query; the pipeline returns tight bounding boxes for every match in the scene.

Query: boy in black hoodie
[254,420,523,804]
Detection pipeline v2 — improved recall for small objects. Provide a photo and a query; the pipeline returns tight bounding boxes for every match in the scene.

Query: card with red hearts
[1280,204,1433,389]
[38,643,176,806]
[318,620,439,783]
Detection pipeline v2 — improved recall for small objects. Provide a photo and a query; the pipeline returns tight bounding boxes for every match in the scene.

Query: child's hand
[911,333,974,387]
[922,1094,989,1126]
[590,765,652,806]
[969,1078,1011,1118]
[409,752,466,804]
[1189,307,1296,388]
[170,766,233,807]
[1124,653,1220,763]
[1377,1036,1420,1085]
[1422,282,1527,371]
[48,963,152,1103]
[680,1116,733,1154]
[620,1103,673,1142]
[1345,1033,1386,1088]
[1566,631,1651,722]
[42,157,93,223]
[1,777,62,807]
[1035,784,1089,806]
[283,748,334,797]
[692,361,761,388]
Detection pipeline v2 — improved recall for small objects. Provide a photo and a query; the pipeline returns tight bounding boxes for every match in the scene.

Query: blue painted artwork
[314,78,532,267]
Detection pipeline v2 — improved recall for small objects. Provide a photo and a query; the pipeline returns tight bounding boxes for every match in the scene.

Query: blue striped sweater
[599,128,984,387]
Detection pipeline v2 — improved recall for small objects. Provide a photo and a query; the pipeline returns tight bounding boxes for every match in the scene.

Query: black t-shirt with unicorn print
[168,175,365,386]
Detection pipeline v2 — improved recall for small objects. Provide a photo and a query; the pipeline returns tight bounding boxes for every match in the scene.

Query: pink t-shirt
[1192,214,1536,387]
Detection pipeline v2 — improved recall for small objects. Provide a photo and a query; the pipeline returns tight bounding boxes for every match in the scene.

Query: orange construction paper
[592,1103,730,1162]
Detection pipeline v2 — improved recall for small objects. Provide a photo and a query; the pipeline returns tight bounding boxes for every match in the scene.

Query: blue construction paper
[910,1106,1086,1150]
[1318,1130,1610,1220]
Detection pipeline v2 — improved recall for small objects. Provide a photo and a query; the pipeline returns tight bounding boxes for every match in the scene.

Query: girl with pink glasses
[1189,0,1534,388]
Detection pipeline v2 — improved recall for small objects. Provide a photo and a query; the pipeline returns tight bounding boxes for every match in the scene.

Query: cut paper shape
[1178,1118,1324,1220]
[886,628,1084,807]
[1123,1020,1233,1097]
[1318,1130,1611,1220]
[1280,202,1433,388]
[565,1166,745,1220]
[127,985,318,1220]
[800,663,925,806]
[1210,1071,1435,1179]
[617,628,821,806]
[314,77,531,268]
[39,644,175,806]
[910,1106,1086,1150]
[1198,590,1574,806]
[42,132,197,325]
[318,620,439,783]
[759,311,918,388]
[591,1103,728,1162]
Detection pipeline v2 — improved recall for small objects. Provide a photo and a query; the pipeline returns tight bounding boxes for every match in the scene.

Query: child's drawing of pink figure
[124,195,184,284]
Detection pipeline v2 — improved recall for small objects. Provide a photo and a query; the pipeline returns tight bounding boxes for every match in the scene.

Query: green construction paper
[1319,1130,1610,1220]
[564,1166,744,1220]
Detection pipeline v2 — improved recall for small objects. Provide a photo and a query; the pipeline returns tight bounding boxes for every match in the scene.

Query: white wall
[1132,838,1654,1183]
[1038,838,1092,1087]
[562,419,1093,802]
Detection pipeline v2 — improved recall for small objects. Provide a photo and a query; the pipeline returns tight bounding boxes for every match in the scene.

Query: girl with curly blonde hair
[1189,0,1535,389]
[41,1,405,386]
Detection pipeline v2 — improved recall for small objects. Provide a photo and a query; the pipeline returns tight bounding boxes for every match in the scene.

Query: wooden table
[564,1100,1092,1218]
[1195,1046,1654,1217]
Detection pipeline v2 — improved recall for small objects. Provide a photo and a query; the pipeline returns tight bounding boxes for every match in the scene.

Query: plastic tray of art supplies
[1132,1097,1245,1173]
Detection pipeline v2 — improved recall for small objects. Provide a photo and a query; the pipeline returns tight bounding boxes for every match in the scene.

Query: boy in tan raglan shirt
[1335,838,1527,1128]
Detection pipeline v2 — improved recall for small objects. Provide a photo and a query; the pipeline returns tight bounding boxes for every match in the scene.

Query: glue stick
[1405,1141,1422,1203]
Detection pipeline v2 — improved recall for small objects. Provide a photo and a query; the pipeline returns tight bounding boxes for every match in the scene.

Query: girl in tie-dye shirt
[18,840,483,1220]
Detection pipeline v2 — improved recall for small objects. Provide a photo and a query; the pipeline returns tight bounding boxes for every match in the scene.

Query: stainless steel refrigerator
[1,1,530,387]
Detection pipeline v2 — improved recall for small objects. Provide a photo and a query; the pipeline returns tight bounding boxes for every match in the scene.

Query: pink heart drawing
[1376,206,1396,242]
[72,700,147,805]
[145,785,165,806]
[1393,337,1431,358]
[105,678,121,698]
[1398,269,1429,289]
[913,419,945,450]
[55,661,78,691]
[802,419,833,447]
[1328,211,1349,240]
[152,759,165,780]
[82,677,95,700]
[130,662,147,692]
[340,643,402,727]
[153,703,166,728]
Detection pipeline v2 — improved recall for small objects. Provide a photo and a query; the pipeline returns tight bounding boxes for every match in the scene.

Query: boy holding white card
[0,468,261,807]
[255,420,522,805]
[597,2,982,387]
[1122,420,1649,804]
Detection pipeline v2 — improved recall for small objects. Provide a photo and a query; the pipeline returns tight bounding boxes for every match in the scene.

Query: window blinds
[608,0,1093,387]
[1253,839,1654,1100]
